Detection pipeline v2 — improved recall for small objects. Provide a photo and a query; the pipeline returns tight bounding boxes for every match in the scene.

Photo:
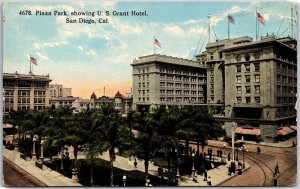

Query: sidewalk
[207,136,297,149]
[3,148,82,187]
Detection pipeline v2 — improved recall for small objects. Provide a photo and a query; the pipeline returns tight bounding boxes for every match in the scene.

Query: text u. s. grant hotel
[131,54,207,111]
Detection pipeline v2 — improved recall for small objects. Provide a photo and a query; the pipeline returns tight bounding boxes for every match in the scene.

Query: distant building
[198,36,297,142]
[131,54,207,111]
[90,91,133,116]
[3,72,52,115]
[49,96,80,108]
[72,99,90,113]
[49,84,72,98]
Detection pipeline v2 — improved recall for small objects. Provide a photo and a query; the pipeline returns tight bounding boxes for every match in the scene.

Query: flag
[154,38,161,48]
[257,13,265,25]
[30,56,38,65]
[228,15,235,24]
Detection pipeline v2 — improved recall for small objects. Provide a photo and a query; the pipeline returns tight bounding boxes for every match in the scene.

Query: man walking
[274,163,280,176]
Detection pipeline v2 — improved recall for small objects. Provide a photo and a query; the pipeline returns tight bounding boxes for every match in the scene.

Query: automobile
[6,143,14,150]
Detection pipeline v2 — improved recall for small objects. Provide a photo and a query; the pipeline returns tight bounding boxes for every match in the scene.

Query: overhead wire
[192,21,208,60]
[276,4,288,38]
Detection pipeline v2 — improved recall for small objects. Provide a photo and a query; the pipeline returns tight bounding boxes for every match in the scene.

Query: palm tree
[92,105,134,186]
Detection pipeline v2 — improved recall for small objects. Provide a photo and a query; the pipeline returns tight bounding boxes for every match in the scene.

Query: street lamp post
[231,122,237,162]
[123,175,127,186]
[191,153,195,181]
[40,137,45,163]
[32,136,37,161]
[240,145,247,169]
[175,149,180,182]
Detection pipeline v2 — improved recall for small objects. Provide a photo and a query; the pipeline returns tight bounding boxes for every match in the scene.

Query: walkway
[3,148,82,187]
[71,147,250,186]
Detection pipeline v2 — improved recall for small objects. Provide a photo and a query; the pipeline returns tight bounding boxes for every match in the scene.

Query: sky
[3,0,297,99]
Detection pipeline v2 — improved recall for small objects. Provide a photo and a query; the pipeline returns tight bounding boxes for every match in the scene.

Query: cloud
[188,26,207,35]
[164,25,183,34]
[33,41,68,49]
[110,54,132,64]
[77,46,98,58]
[36,52,49,60]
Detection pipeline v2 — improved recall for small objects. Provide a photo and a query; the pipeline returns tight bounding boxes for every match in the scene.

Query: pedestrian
[274,163,280,176]
[223,143,226,148]
[207,176,212,186]
[204,170,208,181]
[134,158,138,168]
[292,141,296,147]
[257,146,261,154]
[194,172,198,183]
[227,152,231,161]
[227,166,232,175]
[220,150,223,158]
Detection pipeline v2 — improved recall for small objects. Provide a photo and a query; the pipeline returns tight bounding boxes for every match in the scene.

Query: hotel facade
[3,72,52,115]
[131,54,207,111]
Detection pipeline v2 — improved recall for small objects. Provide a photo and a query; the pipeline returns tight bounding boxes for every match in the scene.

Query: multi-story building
[131,54,207,111]
[3,72,52,115]
[49,84,72,98]
[49,96,80,108]
[198,36,297,142]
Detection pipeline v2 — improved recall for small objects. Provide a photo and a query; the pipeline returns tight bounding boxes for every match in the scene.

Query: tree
[92,105,134,186]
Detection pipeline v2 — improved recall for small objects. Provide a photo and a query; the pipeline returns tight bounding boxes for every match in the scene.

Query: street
[3,158,46,187]
[190,140,297,186]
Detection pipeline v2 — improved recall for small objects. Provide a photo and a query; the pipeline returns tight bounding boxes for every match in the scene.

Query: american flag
[257,13,265,25]
[228,15,235,24]
[154,38,161,48]
[30,56,38,65]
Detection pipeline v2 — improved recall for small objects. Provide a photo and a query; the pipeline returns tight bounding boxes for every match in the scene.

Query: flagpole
[29,54,32,73]
[154,35,156,55]
[208,14,211,43]
[256,7,258,40]
[228,13,230,41]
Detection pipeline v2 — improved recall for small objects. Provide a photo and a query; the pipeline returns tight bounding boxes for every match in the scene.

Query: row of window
[138,74,150,81]
[276,63,297,75]
[277,85,297,94]
[236,63,260,72]
[138,67,150,73]
[277,97,296,104]
[138,90,150,96]
[236,75,260,83]
[159,67,203,76]
[160,74,205,82]
[236,86,260,94]
[236,97,260,104]
[138,82,150,88]
[138,97,150,102]
[160,82,204,89]
[160,97,204,103]
[277,74,297,84]
[160,90,203,95]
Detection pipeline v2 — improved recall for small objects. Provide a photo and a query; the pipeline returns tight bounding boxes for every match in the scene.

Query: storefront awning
[290,125,297,131]
[235,127,260,136]
[277,129,288,136]
[282,126,295,134]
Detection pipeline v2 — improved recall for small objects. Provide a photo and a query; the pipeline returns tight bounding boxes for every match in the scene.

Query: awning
[282,126,295,134]
[235,127,260,136]
[277,129,288,136]
[290,125,297,131]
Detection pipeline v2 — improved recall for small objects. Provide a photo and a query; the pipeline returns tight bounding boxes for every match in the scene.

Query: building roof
[132,54,205,69]
[115,91,124,97]
[91,92,97,99]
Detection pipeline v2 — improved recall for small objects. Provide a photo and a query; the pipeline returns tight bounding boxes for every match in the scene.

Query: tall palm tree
[92,105,134,186]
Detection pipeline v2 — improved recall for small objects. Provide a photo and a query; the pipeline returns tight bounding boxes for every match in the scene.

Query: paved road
[3,158,46,187]
[194,141,297,187]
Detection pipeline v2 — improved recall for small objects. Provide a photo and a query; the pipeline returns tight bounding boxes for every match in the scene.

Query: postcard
[2,0,297,187]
